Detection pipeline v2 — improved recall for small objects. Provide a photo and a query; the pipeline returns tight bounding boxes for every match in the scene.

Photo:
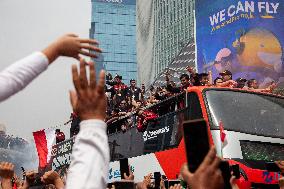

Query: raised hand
[180,147,224,189]
[70,59,106,121]
[229,80,238,87]
[276,161,284,176]
[143,173,152,188]
[165,70,170,81]
[123,166,134,181]
[186,66,196,74]
[0,162,14,189]
[0,162,14,179]
[42,34,102,63]
[169,184,182,189]
[41,170,64,189]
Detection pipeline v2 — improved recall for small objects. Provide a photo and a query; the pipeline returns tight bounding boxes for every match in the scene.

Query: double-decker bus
[51,87,284,188]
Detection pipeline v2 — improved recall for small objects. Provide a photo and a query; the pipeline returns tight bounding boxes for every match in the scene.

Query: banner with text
[196,0,284,87]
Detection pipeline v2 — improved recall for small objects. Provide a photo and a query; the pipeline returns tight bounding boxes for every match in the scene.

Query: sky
[0,0,91,140]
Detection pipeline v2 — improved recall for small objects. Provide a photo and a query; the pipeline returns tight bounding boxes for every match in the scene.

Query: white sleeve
[66,119,110,189]
[0,52,49,102]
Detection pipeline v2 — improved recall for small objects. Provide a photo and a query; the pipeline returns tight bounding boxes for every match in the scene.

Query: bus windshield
[205,90,284,138]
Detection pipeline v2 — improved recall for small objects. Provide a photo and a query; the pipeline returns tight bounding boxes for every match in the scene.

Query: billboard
[195,0,284,87]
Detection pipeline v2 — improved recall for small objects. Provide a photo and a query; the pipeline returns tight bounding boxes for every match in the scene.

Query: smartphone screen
[120,158,129,179]
[183,119,210,172]
[168,180,180,187]
[154,172,161,189]
[265,162,281,172]
[219,161,232,189]
[231,164,240,179]
[113,181,134,189]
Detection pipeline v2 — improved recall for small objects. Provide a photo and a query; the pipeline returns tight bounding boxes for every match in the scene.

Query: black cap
[219,70,232,76]
[114,75,122,80]
[236,77,247,82]
[198,73,209,77]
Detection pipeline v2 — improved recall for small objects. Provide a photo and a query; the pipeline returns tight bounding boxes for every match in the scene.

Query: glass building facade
[153,0,195,77]
[136,0,155,87]
[137,0,195,87]
[90,0,137,83]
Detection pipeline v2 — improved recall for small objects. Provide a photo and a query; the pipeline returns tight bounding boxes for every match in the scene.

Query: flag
[33,128,56,168]
[219,120,226,143]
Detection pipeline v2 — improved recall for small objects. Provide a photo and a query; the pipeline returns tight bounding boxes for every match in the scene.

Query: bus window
[186,92,203,120]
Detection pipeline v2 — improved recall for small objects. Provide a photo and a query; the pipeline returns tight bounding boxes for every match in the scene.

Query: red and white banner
[33,128,56,168]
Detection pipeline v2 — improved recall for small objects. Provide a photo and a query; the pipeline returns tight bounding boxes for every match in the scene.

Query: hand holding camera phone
[120,158,130,179]
[183,119,232,189]
[154,172,161,189]
[25,170,44,186]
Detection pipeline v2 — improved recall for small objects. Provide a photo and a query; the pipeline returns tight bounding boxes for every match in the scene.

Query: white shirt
[0,52,49,102]
[66,119,110,189]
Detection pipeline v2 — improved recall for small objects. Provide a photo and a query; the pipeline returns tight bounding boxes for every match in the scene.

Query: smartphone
[161,175,168,189]
[31,173,44,186]
[120,158,129,179]
[21,167,26,180]
[107,183,113,189]
[168,180,180,187]
[231,164,240,179]
[154,172,161,189]
[113,181,135,189]
[265,162,281,172]
[183,119,210,172]
[219,161,232,189]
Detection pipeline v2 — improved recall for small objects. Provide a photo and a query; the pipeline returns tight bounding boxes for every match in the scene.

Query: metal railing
[107,92,186,134]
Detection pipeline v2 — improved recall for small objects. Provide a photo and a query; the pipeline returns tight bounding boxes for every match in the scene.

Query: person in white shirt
[66,59,109,189]
[0,33,102,102]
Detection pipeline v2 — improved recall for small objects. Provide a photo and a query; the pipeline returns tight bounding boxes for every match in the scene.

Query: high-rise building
[90,0,137,84]
[137,0,195,87]
[136,0,155,87]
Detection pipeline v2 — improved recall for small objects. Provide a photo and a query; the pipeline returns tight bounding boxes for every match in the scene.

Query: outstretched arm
[66,59,109,189]
[0,34,101,102]
[0,162,14,189]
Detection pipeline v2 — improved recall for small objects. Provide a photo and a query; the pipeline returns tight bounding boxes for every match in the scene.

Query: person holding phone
[181,147,224,189]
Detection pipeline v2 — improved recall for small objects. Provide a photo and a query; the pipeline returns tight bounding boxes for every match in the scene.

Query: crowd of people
[0,32,283,189]
[0,134,28,152]
[68,64,277,136]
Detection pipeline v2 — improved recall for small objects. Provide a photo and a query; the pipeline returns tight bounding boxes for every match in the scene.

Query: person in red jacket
[137,109,158,132]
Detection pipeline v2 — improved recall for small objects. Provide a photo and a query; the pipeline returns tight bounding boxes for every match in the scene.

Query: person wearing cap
[220,70,232,81]
[235,78,247,89]
[216,70,237,87]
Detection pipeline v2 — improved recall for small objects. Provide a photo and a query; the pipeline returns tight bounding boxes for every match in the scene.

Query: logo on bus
[143,126,170,141]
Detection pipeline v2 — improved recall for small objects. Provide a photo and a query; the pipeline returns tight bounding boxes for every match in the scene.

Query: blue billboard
[196,0,284,87]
